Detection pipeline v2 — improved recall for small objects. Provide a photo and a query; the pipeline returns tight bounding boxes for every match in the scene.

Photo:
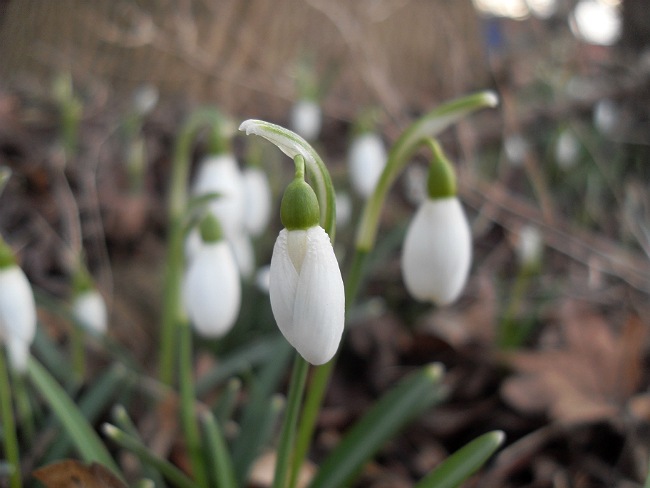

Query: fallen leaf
[32,459,126,488]
[501,300,648,425]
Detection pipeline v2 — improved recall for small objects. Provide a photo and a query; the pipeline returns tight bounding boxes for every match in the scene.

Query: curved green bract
[356,90,498,252]
[239,119,337,240]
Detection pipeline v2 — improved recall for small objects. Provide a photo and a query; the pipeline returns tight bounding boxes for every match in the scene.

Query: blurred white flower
[132,84,159,116]
[555,129,580,170]
[269,226,344,365]
[504,134,529,166]
[335,192,352,229]
[0,265,36,372]
[403,165,428,206]
[516,225,543,269]
[242,167,272,237]
[182,240,241,338]
[570,0,621,46]
[290,100,322,141]
[72,289,108,335]
[401,197,472,306]
[229,231,255,280]
[191,154,246,239]
[348,132,387,199]
[255,264,271,294]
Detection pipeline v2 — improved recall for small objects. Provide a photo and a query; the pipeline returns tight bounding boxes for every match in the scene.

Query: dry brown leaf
[501,300,648,425]
[32,459,126,488]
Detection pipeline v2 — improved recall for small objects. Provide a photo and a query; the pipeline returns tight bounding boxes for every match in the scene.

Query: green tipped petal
[0,237,16,269]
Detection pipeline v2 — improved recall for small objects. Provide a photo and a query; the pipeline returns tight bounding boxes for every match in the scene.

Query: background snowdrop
[348,132,387,199]
[0,239,36,373]
[401,141,472,306]
[182,214,241,338]
[242,166,272,238]
[290,99,322,141]
[72,289,108,336]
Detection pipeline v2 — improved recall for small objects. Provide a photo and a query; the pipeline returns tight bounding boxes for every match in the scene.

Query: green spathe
[199,213,224,243]
[280,156,320,231]
[426,139,457,199]
[0,237,16,269]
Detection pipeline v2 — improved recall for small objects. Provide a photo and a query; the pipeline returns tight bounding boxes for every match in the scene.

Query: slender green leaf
[309,364,446,488]
[213,378,242,425]
[103,423,197,488]
[43,364,129,463]
[196,336,286,397]
[201,410,237,488]
[27,357,119,474]
[112,405,166,487]
[414,430,505,488]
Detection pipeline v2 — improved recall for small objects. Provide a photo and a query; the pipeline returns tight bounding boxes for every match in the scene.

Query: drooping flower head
[0,237,37,373]
[71,265,108,336]
[269,155,344,365]
[401,141,472,306]
[182,213,241,338]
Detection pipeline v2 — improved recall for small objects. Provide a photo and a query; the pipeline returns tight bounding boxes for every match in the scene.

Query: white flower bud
[269,226,344,365]
[0,265,36,372]
[555,129,580,170]
[401,198,472,306]
[348,132,387,199]
[290,100,322,141]
[242,167,272,237]
[516,225,543,269]
[182,241,241,338]
[191,154,246,239]
[72,289,108,335]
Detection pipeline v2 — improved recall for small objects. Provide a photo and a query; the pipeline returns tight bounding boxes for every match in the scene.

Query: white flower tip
[238,119,261,135]
[424,362,446,381]
[483,91,500,107]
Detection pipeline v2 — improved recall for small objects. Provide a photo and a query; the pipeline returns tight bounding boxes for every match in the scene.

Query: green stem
[497,267,532,350]
[0,348,21,488]
[159,108,228,385]
[179,323,210,488]
[272,354,309,488]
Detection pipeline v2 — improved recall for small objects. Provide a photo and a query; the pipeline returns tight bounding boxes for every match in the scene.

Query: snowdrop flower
[191,153,245,240]
[516,225,543,271]
[228,231,255,280]
[269,156,344,365]
[242,166,272,237]
[72,289,108,335]
[290,99,322,141]
[555,128,580,170]
[335,192,352,229]
[182,215,241,338]
[0,239,36,373]
[401,142,471,306]
[348,132,387,199]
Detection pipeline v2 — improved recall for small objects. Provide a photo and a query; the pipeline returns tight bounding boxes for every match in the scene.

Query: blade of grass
[414,430,505,488]
[0,348,21,488]
[112,405,166,487]
[103,423,198,488]
[196,335,285,397]
[308,363,446,488]
[232,340,292,484]
[200,410,237,488]
[26,357,119,475]
[42,364,129,463]
[213,378,242,425]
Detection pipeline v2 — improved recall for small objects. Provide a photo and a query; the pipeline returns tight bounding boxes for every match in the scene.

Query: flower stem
[70,325,86,382]
[178,322,209,488]
[273,353,309,488]
[0,348,21,488]
[159,108,228,385]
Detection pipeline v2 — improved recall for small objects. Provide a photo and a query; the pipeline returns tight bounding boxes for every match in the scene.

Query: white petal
[269,229,299,340]
[6,337,29,373]
[349,133,387,199]
[290,100,322,141]
[191,154,245,238]
[0,266,36,346]
[243,168,272,237]
[73,290,108,335]
[401,198,471,306]
[182,242,241,338]
[229,231,255,279]
[291,226,345,365]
